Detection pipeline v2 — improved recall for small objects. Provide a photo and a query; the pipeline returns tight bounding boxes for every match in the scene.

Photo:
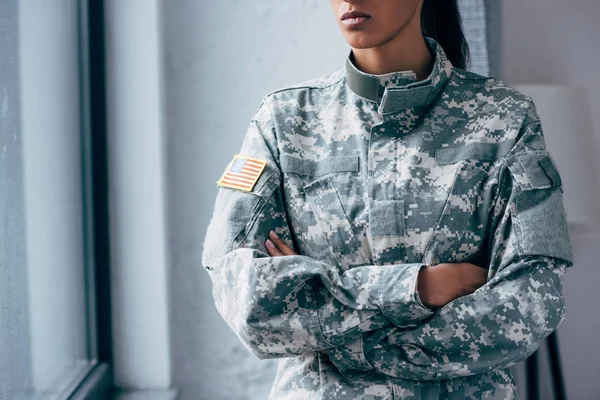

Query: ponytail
[421,0,470,70]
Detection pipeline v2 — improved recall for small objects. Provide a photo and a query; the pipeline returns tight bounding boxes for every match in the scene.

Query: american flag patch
[217,154,268,192]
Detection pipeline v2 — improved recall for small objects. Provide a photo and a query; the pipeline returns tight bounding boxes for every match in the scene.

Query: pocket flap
[435,140,515,165]
[507,152,562,190]
[280,154,360,177]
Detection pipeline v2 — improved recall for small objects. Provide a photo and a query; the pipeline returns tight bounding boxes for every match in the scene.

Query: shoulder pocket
[506,152,573,263]
[507,152,562,191]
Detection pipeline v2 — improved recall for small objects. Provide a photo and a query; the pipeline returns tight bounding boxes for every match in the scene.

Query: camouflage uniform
[201,37,573,399]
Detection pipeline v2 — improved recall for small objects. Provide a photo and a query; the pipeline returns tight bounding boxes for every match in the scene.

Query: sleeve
[201,97,435,360]
[326,104,574,380]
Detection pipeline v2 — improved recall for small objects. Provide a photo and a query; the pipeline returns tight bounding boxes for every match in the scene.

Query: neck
[351,32,434,81]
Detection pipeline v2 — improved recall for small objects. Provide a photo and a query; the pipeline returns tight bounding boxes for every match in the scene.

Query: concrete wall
[501,1,600,399]
[0,0,32,396]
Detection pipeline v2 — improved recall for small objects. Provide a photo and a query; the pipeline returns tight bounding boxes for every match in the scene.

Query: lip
[341,10,371,20]
[340,10,371,28]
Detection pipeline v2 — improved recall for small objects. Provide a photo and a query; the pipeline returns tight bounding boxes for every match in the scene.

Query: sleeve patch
[507,152,573,263]
[217,154,267,192]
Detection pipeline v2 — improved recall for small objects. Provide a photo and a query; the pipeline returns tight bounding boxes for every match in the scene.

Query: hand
[265,230,298,256]
[417,262,488,309]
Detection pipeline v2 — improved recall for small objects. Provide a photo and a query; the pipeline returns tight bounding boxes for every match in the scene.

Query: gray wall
[0,0,32,396]
[501,1,600,399]
[484,0,503,78]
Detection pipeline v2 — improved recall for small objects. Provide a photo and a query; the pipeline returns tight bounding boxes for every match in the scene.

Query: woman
[201,0,573,399]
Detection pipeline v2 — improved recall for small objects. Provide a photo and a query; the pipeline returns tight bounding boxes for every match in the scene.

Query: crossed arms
[201,101,573,381]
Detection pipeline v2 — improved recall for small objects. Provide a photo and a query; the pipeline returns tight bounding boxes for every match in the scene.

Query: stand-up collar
[345,37,454,115]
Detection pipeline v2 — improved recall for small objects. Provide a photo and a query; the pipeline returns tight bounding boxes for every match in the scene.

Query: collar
[344,37,454,115]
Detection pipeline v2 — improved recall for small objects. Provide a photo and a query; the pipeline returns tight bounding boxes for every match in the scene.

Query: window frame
[68,0,113,398]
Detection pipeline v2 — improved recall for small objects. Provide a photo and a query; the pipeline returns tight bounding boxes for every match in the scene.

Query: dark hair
[421,0,470,70]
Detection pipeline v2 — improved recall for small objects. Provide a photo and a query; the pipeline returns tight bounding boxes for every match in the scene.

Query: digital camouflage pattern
[201,38,573,399]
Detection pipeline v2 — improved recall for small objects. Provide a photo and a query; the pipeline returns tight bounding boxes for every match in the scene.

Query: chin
[343,33,381,49]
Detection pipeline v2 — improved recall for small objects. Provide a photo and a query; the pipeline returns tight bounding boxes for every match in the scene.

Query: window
[0,0,111,398]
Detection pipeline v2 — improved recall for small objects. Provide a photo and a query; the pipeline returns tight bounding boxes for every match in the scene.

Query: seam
[265,70,345,96]
[504,149,548,164]
[452,67,489,81]
[328,176,371,265]
[313,286,343,350]
[393,137,398,174]
[233,197,268,251]
[390,375,398,400]
[356,335,377,370]
[322,176,371,266]
[421,162,489,261]
[261,97,283,167]
[406,330,439,380]
[519,118,542,133]
[376,265,387,315]
[421,162,463,256]
[315,352,325,399]
[486,161,511,255]
[251,171,280,199]
[446,159,491,176]
[407,264,419,314]
[412,265,432,314]
[510,196,525,256]
[504,150,529,257]
[502,114,542,159]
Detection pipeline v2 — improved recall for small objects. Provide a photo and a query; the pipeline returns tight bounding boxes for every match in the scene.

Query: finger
[266,239,283,256]
[269,230,297,256]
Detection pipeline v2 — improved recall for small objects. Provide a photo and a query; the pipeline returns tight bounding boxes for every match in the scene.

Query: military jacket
[201,38,574,399]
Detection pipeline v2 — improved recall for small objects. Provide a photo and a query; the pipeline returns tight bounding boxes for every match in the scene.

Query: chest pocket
[280,154,370,272]
[420,142,504,266]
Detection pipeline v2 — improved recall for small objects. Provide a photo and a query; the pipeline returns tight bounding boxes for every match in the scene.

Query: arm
[201,98,434,359]
[364,257,569,381]
[327,111,574,380]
